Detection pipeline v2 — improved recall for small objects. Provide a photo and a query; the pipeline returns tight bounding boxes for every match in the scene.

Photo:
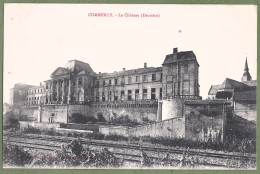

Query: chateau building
[10,48,201,106]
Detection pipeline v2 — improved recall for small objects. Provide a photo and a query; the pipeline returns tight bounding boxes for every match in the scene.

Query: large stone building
[9,48,234,142]
[10,48,201,107]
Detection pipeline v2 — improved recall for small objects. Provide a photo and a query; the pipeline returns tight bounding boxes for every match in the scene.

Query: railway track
[4,133,256,167]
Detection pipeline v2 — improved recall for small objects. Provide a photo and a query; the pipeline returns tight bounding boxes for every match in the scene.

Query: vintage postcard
[2,3,257,171]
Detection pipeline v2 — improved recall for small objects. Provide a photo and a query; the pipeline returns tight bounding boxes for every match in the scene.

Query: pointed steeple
[241,57,252,82]
[244,57,249,71]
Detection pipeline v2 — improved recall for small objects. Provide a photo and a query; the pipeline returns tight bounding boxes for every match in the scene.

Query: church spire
[244,57,249,71]
[241,57,252,82]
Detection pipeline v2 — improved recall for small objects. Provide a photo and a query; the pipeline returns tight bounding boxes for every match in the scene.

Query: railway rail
[4,133,256,168]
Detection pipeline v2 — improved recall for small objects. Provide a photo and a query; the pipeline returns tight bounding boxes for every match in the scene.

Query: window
[183,82,189,95]
[135,89,139,100]
[115,79,118,85]
[103,80,105,86]
[114,91,118,101]
[108,91,112,101]
[184,74,189,80]
[143,75,147,82]
[128,77,132,84]
[46,84,48,89]
[79,77,82,86]
[160,73,163,82]
[73,81,76,86]
[109,79,111,85]
[121,90,125,100]
[151,88,156,100]
[136,76,139,83]
[96,81,100,87]
[152,74,156,81]
[96,92,99,101]
[160,88,162,99]
[143,89,147,99]
[128,90,132,100]
[102,92,105,101]
[184,64,189,73]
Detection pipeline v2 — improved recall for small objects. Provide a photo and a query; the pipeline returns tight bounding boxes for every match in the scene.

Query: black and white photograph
[2,3,257,169]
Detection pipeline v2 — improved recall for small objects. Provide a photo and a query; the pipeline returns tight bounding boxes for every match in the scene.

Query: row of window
[96,73,162,87]
[46,77,83,89]
[27,88,44,95]
[95,88,162,101]
[27,96,44,101]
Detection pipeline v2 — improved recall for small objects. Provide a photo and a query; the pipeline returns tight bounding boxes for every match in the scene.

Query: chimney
[144,63,147,68]
[99,72,101,75]
[173,48,178,54]
[40,82,42,86]
[123,68,125,71]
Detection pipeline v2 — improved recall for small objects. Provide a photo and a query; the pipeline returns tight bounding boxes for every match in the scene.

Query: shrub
[3,143,33,166]
[104,134,128,142]
[23,126,41,134]
[70,113,87,124]
[97,112,106,122]
[84,132,105,140]
[70,113,97,124]
[3,117,20,131]
[67,139,84,157]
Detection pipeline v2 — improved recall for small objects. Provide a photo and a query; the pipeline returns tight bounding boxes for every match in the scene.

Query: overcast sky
[3,4,257,103]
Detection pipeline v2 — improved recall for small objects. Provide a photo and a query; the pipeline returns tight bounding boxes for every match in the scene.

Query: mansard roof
[163,51,198,65]
[98,67,162,78]
[64,60,94,74]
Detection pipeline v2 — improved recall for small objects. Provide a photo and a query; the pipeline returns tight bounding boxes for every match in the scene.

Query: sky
[3,4,257,103]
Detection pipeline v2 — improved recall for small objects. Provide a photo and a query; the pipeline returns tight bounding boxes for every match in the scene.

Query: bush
[23,126,41,134]
[97,112,106,122]
[3,143,33,166]
[70,113,97,124]
[3,117,20,131]
[104,134,128,142]
[67,139,84,157]
[84,132,105,140]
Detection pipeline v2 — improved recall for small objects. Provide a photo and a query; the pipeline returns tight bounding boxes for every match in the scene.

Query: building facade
[10,48,201,106]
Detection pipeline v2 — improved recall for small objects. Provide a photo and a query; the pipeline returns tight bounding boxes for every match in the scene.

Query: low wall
[128,117,185,138]
[60,123,99,132]
[56,128,93,134]
[19,121,60,131]
[99,125,129,136]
